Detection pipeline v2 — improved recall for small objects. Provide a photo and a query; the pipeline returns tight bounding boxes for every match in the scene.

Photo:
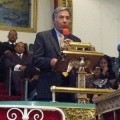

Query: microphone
[62,28,70,39]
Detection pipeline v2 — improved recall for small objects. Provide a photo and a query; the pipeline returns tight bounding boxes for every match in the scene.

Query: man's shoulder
[37,29,52,35]
[70,34,81,42]
[35,29,54,40]
[6,52,15,58]
[2,41,9,43]
[2,41,9,44]
[1,41,10,48]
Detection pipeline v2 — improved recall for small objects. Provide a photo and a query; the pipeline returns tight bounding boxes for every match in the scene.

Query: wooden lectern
[54,42,104,103]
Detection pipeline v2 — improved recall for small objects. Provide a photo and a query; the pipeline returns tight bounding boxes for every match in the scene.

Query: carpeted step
[0,82,22,101]
[0,95,21,101]
[0,83,7,90]
[0,90,8,95]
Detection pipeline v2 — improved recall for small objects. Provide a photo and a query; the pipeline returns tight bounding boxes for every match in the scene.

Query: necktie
[19,54,22,59]
[58,35,69,77]
[11,43,15,50]
[58,34,64,48]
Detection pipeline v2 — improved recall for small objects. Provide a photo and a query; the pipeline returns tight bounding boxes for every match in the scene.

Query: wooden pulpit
[54,42,104,103]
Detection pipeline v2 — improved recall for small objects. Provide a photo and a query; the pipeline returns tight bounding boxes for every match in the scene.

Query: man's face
[53,10,71,32]
[15,42,25,54]
[8,31,18,43]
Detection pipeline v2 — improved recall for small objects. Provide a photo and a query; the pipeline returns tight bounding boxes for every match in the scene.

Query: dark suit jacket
[0,42,16,80]
[1,41,15,54]
[33,28,81,100]
[5,52,33,93]
[6,53,32,69]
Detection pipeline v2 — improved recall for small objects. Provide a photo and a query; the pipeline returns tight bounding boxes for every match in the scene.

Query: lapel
[15,54,22,62]
[49,29,61,56]
[21,54,26,61]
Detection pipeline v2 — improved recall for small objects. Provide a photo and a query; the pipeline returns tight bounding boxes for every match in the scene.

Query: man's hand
[4,50,12,55]
[64,38,73,44]
[19,65,26,71]
[50,58,58,67]
[62,39,73,50]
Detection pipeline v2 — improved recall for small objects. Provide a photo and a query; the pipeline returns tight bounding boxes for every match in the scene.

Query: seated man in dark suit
[1,30,18,55]
[5,42,32,98]
[0,30,18,81]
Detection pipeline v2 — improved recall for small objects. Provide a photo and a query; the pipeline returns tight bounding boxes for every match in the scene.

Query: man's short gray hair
[52,7,71,21]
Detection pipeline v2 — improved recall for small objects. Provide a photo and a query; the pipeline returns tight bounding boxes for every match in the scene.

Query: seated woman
[86,55,117,102]
[99,55,116,89]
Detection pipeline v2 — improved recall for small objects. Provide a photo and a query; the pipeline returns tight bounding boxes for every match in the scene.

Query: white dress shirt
[14,53,23,71]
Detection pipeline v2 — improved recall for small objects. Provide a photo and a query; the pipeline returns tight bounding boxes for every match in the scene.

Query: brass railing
[51,86,115,102]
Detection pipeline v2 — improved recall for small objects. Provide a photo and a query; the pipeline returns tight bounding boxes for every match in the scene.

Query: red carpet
[0,82,21,101]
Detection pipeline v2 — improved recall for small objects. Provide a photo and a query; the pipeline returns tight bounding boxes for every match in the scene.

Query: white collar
[9,42,15,45]
[54,28,62,38]
[16,53,23,56]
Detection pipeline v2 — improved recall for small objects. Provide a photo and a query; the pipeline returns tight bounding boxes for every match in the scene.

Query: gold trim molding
[62,108,95,120]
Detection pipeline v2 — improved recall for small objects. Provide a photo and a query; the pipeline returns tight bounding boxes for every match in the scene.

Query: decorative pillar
[77,71,88,103]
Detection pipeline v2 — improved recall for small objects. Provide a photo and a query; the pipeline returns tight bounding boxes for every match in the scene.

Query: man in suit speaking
[33,7,81,102]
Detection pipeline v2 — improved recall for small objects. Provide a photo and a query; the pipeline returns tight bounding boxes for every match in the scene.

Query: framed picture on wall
[54,0,72,8]
[0,0,37,32]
